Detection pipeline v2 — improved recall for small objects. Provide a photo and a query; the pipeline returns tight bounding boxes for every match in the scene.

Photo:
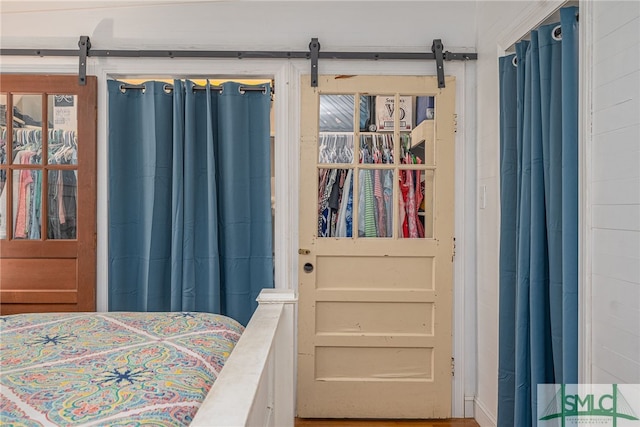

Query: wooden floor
[295,419,480,427]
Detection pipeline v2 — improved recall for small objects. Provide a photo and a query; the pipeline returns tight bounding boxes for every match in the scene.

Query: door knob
[303,263,314,273]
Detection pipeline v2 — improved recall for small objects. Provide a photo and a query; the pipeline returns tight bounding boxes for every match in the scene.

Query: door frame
[0,57,476,418]
[288,60,476,418]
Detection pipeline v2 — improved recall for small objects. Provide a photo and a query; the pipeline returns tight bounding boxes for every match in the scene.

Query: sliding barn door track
[1,36,477,88]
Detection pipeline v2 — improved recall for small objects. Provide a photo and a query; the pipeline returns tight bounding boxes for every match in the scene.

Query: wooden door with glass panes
[0,75,97,314]
[298,75,455,418]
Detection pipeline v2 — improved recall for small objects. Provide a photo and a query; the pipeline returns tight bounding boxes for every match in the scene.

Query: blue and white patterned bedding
[0,312,244,426]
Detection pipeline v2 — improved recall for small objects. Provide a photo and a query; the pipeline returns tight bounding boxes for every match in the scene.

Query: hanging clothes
[399,151,425,239]
[318,168,352,238]
[1,126,78,240]
[335,169,353,237]
[356,134,393,238]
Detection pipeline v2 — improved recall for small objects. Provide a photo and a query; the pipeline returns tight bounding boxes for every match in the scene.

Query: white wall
[1,1,476,52]
[589,0,640,384]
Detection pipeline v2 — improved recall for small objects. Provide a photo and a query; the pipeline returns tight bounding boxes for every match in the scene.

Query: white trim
[452,62,468,417]
[453,60,478,419]
[281,63,301,295]
[474,397,497,427]
[462,59,478,419]
[496,0,567,54]
[464,395,475,418]
[577,0,593,385]
[192,289,297,427]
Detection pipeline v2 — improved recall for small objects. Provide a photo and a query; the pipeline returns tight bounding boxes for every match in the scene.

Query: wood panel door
[0,75,97,314]
[297,75,456,418]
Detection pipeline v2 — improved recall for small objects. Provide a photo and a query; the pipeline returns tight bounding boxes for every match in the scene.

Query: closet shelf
[410,120,435,148]
[408,120,435,164]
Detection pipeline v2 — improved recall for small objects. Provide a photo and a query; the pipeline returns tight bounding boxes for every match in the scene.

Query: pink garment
[399,170,409,238]
[406,167,418,238]
[14,152,35,238]
[415,170,425,238]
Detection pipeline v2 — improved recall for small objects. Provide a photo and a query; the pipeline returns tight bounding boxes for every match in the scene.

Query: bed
[0,289,296,427]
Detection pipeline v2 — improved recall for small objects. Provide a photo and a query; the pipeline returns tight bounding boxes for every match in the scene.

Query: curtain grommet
[119,84,146,94]
[552,25,562,41]
[163,84,172,94]
[512,56,518,67]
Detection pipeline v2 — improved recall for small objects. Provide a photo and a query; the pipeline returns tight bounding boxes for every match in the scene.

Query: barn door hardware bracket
[431,39,445,88]
[309,38,320,88]
[78,35,90,86]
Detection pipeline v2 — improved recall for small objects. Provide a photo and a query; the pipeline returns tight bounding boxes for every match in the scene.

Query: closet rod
[118,83,267,93]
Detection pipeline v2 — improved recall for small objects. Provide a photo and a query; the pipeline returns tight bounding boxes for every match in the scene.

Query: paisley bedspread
[0,312,244,426]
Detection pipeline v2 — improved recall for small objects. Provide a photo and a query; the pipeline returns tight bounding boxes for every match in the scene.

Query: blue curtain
[498,7,579,427]
[108,80,273,326]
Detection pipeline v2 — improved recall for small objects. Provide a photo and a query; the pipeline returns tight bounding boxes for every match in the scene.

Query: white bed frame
[191,289,297,427]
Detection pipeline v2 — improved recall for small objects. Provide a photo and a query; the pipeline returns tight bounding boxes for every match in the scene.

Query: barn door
[297,75,456,418]
[0,75,97,314]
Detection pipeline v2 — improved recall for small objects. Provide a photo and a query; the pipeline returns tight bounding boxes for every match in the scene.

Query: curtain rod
[118,83,268,94]
[0,37,478,88]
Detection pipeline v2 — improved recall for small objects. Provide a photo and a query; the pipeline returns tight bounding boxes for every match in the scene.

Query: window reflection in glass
[12,94,43,165]
[320,95,354,132]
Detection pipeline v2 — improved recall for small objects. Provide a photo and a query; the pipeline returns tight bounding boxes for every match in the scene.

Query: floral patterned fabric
[0,312,244,426]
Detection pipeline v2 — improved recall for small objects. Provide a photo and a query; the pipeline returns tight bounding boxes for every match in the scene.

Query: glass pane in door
[48,169,77,239]
[399,169,434,239]
[319,95,354,164]
[0,170,5,239]
[0,93,5,239]
[48,94,78,165]
[12,94,43,165]
[318,133,354,164]
[318,168,353,238]
[357,169,393,238]
[359,134,394,164]
[1,93,6,165]
[12,169,42,239]
[410,95,436,166]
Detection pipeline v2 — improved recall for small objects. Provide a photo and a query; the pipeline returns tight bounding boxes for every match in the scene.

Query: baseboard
[474,398,497,427]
